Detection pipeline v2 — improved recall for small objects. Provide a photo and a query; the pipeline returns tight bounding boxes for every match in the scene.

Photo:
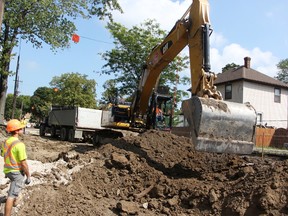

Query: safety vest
[3,138,22,171]
[156,107,162,115]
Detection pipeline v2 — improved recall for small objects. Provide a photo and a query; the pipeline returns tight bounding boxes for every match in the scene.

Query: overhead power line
[73,33,113,45]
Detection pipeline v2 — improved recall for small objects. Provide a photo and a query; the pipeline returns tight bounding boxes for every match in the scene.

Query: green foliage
[100,79,119,104]
[18,95,31,115]
[2,0,122,51]
[172,109,183,127]
[30,73,97,120]
[30,87,54,120]
[89,0,122,20]
[4,94,13,120]
[100,19,189,104]
[0,0,122,123]
[221,63,240,73]
[50,72,97,108]
[4,94,31,120]
[275,58,288,84]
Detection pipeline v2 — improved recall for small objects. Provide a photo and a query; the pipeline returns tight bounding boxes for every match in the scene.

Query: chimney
[244,57,251,69]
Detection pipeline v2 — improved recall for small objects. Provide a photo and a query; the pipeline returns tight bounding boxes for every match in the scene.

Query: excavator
[39,0,255,155]
[124,0,257,155]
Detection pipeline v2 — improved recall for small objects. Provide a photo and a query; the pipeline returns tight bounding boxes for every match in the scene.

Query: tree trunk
[0,0,4,32]
[0,24,18,124]
[0,45,13,124]
[0,74,7,124]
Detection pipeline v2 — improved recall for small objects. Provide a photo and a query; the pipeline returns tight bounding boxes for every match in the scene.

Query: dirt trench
[0,128,288,216]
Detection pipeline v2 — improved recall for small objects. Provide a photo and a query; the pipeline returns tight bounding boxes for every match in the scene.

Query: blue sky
[8,0,288,100]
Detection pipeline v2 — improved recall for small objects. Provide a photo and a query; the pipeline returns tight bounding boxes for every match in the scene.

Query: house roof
[214,65,288,89]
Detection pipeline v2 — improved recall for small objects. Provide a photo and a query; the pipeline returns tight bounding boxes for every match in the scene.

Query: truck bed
[48,107,103,130]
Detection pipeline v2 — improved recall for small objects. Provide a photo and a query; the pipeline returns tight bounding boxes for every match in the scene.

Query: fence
[255,127,288,148]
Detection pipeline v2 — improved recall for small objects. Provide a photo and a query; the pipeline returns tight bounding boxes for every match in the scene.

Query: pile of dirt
[1,128,288,215]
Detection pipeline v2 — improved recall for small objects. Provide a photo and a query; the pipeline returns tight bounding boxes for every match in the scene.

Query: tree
[0,0,4,32]
[31,73,97,121]
[4,93,14,120]
[0,0,122,123]
[4,93,31,120]
[30,87,54,121]
[222,63,240,73]
[275,58,288,84]
[50,72,97,108]
[100,19,189,102]
[100,79,119,105]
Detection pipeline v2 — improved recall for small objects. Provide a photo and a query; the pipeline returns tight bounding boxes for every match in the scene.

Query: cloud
[114,0,191,29]
[210,43,279,77]
[265,11,274,18]
[210,32,227,48]
[112,0,279,78]
[24,60,39,71]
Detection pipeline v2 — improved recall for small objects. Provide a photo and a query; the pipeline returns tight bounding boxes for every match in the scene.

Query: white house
[214,57,288,129]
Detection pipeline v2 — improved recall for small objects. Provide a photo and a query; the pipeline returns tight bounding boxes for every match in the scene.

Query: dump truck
[39,106,104,142]
[39,106,131,143]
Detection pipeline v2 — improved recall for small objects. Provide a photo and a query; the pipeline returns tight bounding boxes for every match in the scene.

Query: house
[214,57,288,129]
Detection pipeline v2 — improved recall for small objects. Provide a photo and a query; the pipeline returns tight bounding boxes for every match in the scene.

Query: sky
[8,0,288,100]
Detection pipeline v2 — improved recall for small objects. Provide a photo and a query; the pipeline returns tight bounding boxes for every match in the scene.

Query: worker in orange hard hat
[156,106,163,121]
[1,119,31,216]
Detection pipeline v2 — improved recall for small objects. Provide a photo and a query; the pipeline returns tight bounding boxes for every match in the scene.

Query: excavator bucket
[173,96,257,155]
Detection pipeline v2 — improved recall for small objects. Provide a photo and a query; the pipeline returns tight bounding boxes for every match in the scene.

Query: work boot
[13,193,23,207]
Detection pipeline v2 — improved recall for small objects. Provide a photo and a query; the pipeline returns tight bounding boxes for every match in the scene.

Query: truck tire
[68,129,75,142]
[39,124,46,136]
[93,133,102,146]
[60,128,68,141]
[51,126,57,138]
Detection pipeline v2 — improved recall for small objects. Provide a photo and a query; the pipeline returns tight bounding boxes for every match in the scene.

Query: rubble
[0,128,287,215]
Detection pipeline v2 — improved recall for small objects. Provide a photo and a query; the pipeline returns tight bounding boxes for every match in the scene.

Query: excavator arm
[131,0,257,154]
[133,0,221,117]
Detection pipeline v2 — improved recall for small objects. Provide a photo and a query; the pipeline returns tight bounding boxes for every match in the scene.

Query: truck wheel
[93,134,102,146]
[60,128,68,141]
[39,124,46,136]
[51,126,57,138]
[68,129,75,142]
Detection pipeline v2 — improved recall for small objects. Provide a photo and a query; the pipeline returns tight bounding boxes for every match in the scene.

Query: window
[274,88,281,103]
[225,84,232,99]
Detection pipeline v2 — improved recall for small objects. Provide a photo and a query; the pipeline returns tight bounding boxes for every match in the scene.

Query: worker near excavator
[156,106,164,122]
[1,119,31,216]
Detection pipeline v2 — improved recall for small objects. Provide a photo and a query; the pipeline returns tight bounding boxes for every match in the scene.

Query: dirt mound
[1,129,288,215]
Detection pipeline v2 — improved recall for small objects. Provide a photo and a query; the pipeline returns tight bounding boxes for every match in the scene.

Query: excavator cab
[101,103,131,129]
[146,91,173,130]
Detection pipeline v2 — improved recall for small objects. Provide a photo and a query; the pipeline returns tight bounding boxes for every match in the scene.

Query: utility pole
[11,55,21,119]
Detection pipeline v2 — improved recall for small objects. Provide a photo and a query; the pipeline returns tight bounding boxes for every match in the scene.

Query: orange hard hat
[6,119,25,132]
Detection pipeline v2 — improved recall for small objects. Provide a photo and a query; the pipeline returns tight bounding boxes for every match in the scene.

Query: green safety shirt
[1,136,27,174]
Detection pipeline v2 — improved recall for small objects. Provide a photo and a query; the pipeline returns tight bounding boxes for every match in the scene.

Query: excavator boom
[131,0,256,154]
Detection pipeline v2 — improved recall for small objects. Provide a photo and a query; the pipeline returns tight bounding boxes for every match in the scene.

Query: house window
[225,84,232,99]
[274,88,281,103]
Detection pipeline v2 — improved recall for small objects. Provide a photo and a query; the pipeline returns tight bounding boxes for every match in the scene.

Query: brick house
[214,57,288,129]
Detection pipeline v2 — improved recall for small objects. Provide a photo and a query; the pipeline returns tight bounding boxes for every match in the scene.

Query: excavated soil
[0,127,288,215]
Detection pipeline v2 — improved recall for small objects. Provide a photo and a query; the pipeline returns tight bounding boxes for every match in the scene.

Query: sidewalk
[253,147,288,157]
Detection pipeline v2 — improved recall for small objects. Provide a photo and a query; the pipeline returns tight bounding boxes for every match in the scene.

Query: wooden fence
[255,127,288,148]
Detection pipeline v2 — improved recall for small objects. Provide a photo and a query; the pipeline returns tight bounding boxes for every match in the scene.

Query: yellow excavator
[127,0,257,154]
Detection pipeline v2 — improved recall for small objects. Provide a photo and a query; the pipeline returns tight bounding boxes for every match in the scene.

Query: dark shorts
[5,172,24,198]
